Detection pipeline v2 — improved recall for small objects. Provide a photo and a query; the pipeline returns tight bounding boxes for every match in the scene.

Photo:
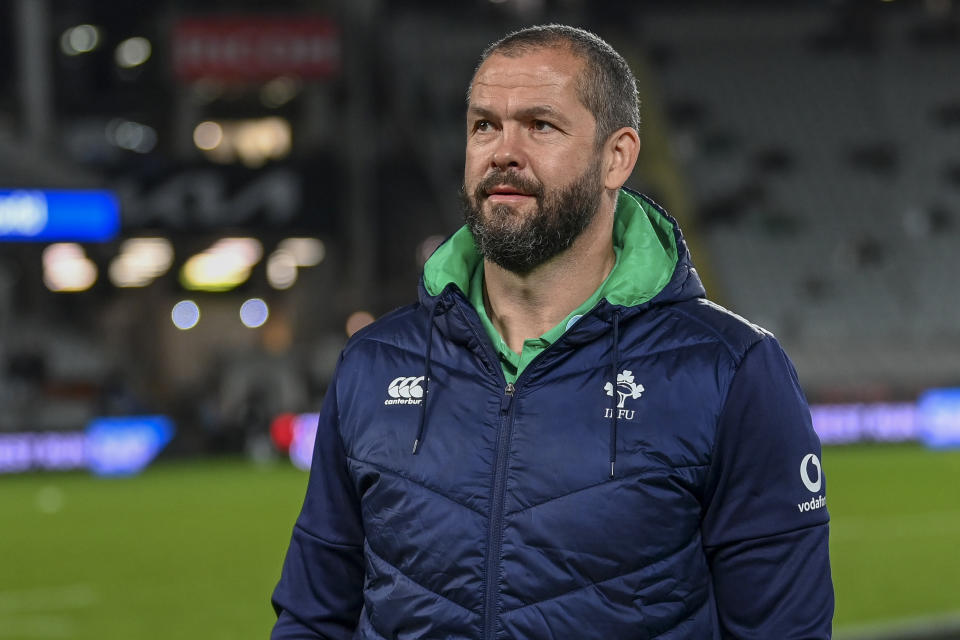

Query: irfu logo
[605,370,644,408]
[603,370,644,420]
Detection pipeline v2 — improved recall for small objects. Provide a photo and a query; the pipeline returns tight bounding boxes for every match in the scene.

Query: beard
[461,162,605,275]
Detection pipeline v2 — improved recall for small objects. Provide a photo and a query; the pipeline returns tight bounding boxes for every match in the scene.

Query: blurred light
[240,298,270,328]
[278,237,325,267]
[42,243,97,292]
[115,37,152,68]
[288,413,320,471]
[196,117,292,167]
[0,190,119,242]
[0,191,46,236]
[35,485,65,514]
[181,254,247,291]
[234,118,291,168]
[417,235,445,266]
[193,121,223,150]
[211,237,263,264]
[345,311,375,337]
[60,25,100,56]
[267,250,298,289]
[0,432,86,474]
[260,76,302,108]
[811,403,918,445]
[171,300,200,330]
[109,237,174,288]
[106,119,157,154]
[85,416,174,476]
[918,388,960,449]
[269,413,296,453]
[121,237,174,270]
[180,237,262,291]
[109,258,147,288]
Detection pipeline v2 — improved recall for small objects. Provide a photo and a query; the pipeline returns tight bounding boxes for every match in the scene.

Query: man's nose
[491,128,527,171]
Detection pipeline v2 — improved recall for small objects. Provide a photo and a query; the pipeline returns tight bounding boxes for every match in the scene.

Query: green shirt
[423,189,679,383]
[467,249,620,383]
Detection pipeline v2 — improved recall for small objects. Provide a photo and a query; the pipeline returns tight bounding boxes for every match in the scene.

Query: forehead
[469,47,585,109]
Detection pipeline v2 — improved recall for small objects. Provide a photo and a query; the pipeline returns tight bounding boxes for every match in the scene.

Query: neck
[483,192,617,354]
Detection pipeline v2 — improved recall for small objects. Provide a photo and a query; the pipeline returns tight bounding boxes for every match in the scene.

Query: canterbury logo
[385,376,425,405]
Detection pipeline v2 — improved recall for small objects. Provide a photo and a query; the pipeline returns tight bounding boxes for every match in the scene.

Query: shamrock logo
[604,370,645,409]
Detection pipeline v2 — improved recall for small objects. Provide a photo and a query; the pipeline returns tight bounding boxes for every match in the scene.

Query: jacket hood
[412,189,706,473]
[419,188,705,316]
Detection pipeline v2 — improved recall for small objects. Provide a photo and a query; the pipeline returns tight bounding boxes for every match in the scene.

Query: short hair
[470,24,640,147]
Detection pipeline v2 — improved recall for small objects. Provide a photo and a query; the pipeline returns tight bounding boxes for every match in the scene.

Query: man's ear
[602,127,641,191]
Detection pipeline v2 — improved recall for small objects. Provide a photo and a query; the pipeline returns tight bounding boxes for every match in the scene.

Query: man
[273,24,834,639]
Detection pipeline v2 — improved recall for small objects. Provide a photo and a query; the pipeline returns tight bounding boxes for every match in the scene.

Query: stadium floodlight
[267,250,298,289]
[171,300,201,330]
[240,298,270,328]
[180,237,262,292]
[277,237,325,267]
[193,121,223,150]
[110,237,174,287]
[193,118,292,167]
[60,25,100,56]
[42,243,98,292]
[106,119,158,154]
[115,37,152,68]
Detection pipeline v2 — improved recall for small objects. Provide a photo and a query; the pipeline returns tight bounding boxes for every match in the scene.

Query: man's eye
[475,120,492,132]
[532,120,554,132]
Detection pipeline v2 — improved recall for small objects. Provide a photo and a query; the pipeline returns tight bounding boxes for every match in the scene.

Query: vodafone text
[797,494,826,513]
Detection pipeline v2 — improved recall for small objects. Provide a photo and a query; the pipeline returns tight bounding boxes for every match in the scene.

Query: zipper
[483,382,516,640]
[450,293,608,638]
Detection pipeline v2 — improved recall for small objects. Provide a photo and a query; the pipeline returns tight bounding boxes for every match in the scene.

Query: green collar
[423,189,678,382]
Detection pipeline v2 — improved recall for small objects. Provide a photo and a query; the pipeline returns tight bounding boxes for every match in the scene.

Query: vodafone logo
[385,376,425,405]
[800,453,822,493]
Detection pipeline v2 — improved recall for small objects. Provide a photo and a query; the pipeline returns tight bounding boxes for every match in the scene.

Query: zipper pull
[500,383,515,412]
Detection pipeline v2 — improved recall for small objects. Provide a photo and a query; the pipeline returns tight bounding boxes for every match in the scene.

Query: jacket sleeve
[271,367,365,639]
[701,336,834,639]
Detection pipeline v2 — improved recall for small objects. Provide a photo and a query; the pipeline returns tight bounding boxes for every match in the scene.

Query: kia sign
[0,190,120,242]
[172,17,340,82]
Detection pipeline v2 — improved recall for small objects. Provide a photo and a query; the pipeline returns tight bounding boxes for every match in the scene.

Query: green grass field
[1,444,958,638]
[0,460,307,639]
[826,444,960,630]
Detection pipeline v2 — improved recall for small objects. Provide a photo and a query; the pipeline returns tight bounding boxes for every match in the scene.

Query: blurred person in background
[272,24,833,639]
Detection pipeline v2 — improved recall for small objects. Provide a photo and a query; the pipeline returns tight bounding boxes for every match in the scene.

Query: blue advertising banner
[918,388,960,449]
[85,415,175,476]
[0,189,120,241]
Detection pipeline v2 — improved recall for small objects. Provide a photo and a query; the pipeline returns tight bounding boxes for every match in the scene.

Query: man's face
[462,47,604,275]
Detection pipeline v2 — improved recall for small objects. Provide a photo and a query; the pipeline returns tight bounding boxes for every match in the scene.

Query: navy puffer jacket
[273,192,833,639]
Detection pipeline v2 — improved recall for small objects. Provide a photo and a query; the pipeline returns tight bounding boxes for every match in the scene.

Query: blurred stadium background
[1,0,959,638]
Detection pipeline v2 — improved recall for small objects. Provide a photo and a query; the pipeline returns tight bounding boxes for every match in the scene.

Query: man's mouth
[486,186,533,200]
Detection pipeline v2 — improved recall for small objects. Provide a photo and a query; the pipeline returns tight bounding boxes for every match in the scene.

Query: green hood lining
[423,189,678,308]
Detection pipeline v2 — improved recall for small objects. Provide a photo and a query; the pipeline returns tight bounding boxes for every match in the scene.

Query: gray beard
[461,162,604,275]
